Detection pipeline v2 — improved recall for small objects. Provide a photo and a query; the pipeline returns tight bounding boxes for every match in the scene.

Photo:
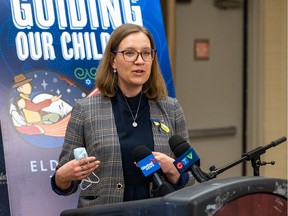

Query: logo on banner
[9,70,90,148]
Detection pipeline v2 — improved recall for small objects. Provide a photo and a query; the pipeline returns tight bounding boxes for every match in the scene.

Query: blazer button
[116,183,123,190]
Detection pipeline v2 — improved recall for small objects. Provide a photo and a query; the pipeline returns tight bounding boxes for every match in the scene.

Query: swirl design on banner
[74,67,97,86]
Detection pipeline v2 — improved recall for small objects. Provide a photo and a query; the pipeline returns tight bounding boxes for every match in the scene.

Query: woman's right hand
[55,156,100,190]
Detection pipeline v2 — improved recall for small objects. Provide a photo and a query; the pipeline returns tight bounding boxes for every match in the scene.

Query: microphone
[133,145,175,197]
[169,135,210,183]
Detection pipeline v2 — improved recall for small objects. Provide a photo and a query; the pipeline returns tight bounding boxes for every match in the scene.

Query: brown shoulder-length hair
[95,23,168,99]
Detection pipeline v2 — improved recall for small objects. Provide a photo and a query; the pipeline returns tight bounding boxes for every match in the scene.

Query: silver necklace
[123,92,142,127]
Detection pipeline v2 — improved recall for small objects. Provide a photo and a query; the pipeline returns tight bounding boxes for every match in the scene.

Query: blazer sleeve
[172,97,189,141]
[52,100,86,195]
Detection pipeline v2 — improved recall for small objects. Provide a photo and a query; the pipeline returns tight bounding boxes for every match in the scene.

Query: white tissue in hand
[74,147,100,189]
[74,147,88,160]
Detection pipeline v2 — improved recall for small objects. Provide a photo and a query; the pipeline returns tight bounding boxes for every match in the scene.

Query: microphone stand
[207,136,287,179]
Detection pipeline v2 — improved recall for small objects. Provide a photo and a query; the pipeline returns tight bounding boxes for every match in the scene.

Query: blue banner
[0,0,174,215]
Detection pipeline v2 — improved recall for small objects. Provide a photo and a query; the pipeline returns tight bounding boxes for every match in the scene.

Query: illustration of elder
[10,73,72,137]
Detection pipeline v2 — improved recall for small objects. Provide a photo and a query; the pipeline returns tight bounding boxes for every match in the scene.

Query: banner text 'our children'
[11,0,143,61]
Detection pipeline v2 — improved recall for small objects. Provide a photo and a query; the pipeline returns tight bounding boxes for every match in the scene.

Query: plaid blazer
[56,93,190,207]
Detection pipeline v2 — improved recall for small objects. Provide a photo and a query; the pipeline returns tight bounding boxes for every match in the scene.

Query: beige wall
[174,0,244,179]
[163,0,287,179]
[247,0,287,179]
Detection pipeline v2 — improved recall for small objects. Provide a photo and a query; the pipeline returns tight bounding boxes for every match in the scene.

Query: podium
[61,176,287,216]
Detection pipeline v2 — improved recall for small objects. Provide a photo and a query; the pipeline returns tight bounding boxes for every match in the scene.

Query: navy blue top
[111,90,153,201]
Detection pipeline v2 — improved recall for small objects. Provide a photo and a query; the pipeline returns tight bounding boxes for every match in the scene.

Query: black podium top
[61,176,287,216]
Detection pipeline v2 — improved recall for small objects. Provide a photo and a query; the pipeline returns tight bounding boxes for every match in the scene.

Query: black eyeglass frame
[112,49,157,62]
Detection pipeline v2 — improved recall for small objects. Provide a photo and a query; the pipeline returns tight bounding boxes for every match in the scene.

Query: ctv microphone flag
[173,148,200,174]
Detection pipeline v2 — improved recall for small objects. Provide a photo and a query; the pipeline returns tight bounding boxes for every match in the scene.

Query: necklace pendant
[122,92,142,129]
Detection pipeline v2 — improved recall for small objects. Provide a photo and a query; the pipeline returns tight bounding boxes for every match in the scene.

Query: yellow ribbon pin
[150,118,170,133]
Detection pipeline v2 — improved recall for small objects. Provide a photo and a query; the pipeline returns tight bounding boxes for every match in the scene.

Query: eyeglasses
[112,49,156,62]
